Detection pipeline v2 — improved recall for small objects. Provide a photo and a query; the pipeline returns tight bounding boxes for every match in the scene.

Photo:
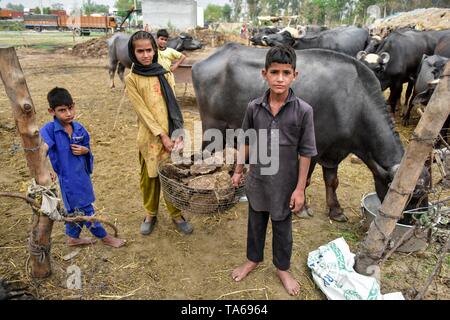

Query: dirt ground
[0,46,449,300]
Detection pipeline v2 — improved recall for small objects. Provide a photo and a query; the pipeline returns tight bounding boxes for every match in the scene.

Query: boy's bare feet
[67,237,96,246]
[232,260,258,282]
[276,269,300,296]
[101,234,126,248]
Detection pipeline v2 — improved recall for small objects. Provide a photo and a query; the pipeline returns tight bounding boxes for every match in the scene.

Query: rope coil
[23,141,42,153]
[28,239,51,264]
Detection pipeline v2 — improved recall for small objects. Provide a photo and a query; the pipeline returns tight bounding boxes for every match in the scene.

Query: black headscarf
[128,31,183,137]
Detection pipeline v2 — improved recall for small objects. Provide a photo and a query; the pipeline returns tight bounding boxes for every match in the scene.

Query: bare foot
[232,260,258,282]
[67,237,96,247]
[101,234,127,248]
[276,269,300,296]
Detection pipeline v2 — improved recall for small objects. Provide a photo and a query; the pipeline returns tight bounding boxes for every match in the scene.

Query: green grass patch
[0,21,25,31]
[334,228,360,244]
[0,31,105,48]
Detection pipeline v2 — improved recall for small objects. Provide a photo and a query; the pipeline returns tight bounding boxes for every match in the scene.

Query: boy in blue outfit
[40,87,126,248]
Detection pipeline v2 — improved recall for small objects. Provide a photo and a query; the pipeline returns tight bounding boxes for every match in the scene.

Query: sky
[0,0,230,11]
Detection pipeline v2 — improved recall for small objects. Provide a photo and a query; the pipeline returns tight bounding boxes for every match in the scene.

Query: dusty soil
[372,8,450,33]
[70,34,111,59]
[0,47,448,300]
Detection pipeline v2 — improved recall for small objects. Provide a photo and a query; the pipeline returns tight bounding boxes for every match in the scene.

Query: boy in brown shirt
[231,45,317,296]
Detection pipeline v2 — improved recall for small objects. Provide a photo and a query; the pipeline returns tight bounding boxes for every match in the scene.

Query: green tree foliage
[115,0,141,17]
[5,3,24,12]
[83,0,109,15]
[227,0,450,25]
[246,0,261,20]
[34,6,41,14]
[205,4,223,23]
[223,4,232,22]
[231,0,243,20]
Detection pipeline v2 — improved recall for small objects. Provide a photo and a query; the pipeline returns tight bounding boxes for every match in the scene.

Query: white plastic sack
[307,237,404,300]
[40,192,62,221]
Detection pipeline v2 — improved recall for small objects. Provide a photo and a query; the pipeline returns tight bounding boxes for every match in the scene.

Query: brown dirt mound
[372,8,450,34]
[70,35,111,58]
[193,28,226,47]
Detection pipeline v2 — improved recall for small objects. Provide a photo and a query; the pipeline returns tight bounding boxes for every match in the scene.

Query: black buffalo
[435,34,450,57]
[192,43,429,222]
[167,33,203,51]
[250,27,279,46]
[404,55,449,125]
[107,32,201,88]
[250,25,328,46]
[357,29,450,117]
[363,35,383,53]
[303,24,328,33]
[261,26,369,57]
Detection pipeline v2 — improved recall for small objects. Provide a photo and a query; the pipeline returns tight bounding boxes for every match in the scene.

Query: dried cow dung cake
[214,171,234,203]
[161,163,190,180]
[159,150,243,213]
[172,156,193,169]
[190,163,218,176]
[187,174,216,189]
[203,153,224,165]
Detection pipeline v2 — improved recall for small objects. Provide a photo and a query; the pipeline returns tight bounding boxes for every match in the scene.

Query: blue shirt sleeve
[39,123,55,152]
[80,126,94,174]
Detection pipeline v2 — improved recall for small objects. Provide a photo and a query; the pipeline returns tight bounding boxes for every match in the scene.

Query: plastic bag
[307,237,404,300]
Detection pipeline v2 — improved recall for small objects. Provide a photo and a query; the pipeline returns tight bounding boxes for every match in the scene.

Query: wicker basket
[158,159,246,214]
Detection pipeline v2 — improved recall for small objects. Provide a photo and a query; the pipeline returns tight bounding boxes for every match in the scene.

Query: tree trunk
[0,47,53,278]
[355,62,450,274]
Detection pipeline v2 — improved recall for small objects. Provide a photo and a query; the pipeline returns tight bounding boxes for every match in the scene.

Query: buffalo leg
[402,88,416,126]
[117,63,126,85]
[387,82,403,117]
[109,59,118,88]
[322,166,348,222]
[404,79,414,107]
[201,119,227,152]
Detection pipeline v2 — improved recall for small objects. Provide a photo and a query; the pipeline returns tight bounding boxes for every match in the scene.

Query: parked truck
[23,14,58,31]
[23,14,119,35]
[59,15,118,35]
[0,9,24,20]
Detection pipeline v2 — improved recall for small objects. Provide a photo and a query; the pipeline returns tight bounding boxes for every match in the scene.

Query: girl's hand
[70,144,89,155]
[160,134,174,153]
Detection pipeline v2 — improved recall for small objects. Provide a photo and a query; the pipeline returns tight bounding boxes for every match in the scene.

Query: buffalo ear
[379,52,390,64]
[434,58,448,70]
[356,50,367,61]
[297,25,306,38]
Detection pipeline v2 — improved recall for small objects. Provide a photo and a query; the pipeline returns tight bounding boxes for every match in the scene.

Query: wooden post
[355,62,450,274]
[0,47,54,278]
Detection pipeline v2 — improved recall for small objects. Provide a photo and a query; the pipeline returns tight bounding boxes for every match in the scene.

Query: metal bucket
[360,192,429,253]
